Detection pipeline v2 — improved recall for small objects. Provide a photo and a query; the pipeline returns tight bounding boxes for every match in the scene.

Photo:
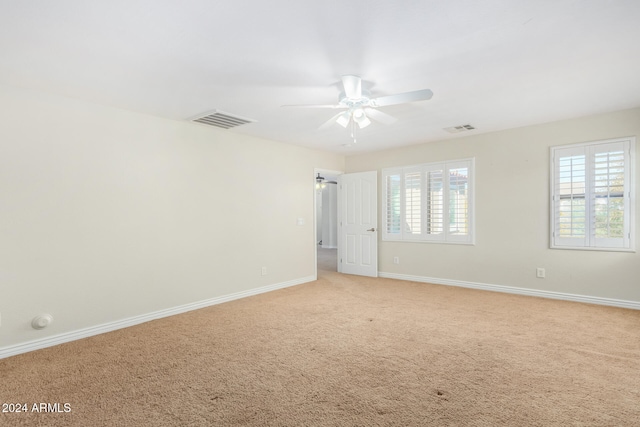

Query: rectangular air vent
[190,110,255,129]
[444,124,475,133]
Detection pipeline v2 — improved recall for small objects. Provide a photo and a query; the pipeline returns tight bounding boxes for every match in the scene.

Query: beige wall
[346,108,640,303]
[2,81,637,353]
[0,84,343,348]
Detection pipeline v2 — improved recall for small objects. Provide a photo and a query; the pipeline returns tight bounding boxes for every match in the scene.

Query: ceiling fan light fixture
[315,173,326,190]
[357,116,371,129]
[353,108,371,128]
[336,111,351,128]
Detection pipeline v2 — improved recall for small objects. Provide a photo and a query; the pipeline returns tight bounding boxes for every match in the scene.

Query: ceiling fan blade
[364,108,397,125]
[281,104,342,108]
[341,75,362,99]
[370,89,433,107]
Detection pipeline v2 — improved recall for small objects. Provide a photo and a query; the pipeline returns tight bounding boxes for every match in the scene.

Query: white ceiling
[2,0,640,154]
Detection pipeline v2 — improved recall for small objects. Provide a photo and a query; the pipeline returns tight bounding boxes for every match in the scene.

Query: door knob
[367,228,376,232]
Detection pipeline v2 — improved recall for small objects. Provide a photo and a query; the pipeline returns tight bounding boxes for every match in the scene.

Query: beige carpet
[1,268,639,426]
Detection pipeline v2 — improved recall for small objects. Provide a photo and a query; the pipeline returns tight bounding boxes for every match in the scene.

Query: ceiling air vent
[190,110,255,129]
[444,124,475,134]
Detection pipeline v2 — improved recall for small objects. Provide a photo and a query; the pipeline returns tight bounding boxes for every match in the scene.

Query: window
[551,137,635,251]
[382,158,474,244]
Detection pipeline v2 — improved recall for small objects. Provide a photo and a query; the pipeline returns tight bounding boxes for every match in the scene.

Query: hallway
[317,247,337,275]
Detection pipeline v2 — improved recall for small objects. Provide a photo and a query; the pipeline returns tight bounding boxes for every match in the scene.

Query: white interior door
[338,171,378,277]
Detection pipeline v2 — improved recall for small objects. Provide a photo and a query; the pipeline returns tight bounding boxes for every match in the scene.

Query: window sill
[382,238,476,246]
[550,245,635,253]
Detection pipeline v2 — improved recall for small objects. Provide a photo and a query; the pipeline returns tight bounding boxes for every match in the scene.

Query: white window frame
[382,158,475,244]
[550,136,636,252]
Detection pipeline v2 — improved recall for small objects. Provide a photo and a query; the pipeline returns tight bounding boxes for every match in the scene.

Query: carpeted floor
[1,265,639,426]
[317,246,337,272]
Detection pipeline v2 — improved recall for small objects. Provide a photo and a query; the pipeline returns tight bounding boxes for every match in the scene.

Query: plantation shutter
[553,145,588,247]
[383,170,402,240]
[382,158,475,244]
[552,138,633,250]
[446,161,472,243]
[590,141,629,249]
[424,164,444,241]
[404,166,423,240]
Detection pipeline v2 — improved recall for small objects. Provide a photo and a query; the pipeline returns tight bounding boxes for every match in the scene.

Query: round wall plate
[31,314,54,330]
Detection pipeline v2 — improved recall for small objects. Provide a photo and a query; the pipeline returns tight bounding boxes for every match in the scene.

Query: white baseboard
[379,272,640,310]
[0,276,315,360]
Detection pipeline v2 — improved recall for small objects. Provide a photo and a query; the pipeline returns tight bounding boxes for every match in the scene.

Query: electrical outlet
[393,256,399,264]
[536,267,546,278]
[261,266,267,276]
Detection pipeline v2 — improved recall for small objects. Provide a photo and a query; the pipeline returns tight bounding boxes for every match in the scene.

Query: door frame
[313,168,343,279]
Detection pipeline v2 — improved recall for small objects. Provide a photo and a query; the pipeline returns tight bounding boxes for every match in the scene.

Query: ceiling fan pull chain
[351,120,357,144]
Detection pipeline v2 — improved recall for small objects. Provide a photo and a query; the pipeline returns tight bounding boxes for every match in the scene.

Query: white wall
[0,84,343,349]
[346,108,640,303]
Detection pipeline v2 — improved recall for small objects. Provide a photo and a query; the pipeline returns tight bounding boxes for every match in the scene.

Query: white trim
[0,276,315,360]
[379,272,640,310]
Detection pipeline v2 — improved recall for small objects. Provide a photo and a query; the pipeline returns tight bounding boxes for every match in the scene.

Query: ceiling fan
[283,75,433,141]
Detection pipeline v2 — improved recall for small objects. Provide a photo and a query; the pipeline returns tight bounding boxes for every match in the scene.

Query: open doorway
[314,168,341,277]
